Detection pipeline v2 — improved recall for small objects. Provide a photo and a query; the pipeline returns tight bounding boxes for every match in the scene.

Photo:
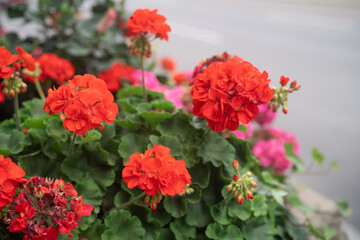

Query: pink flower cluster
[252,139,292,174]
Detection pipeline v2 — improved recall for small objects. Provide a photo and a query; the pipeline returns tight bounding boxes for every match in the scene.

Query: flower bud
[9,89,15,98]
[144,195,151,205]
[237,195,244,205]
[295,85,301,90]
[280,75,289,86]
[3,88,9,96]
[251,181,257,188]
[2,79,8,87]
[232,160,239,170]
[232,175,239,182]
[282,102,288,114]
[246,190,253,200]
[290,80,297,88]
[150,201,157,210]
[226,184,232,192]
[233,191,239,199]
[14,62,20,71]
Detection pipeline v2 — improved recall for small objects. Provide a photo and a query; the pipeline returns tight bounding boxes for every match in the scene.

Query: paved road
[127,0,360,228]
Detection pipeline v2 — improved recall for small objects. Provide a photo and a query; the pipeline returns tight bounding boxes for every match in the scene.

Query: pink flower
[232,123,253,140]
[96,7,117,33]
[252,139,292,174]
[131,70,166,92]
[164,86,186,108]
[268,127,300,155]
[254,104,277,126]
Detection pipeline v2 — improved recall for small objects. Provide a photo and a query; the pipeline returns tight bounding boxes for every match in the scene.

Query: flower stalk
[68,133,77,156]
[14,91,21,131]
[34,76,46,101]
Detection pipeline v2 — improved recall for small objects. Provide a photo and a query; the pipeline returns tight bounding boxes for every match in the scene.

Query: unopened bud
[227,184,232,192]
[14,62,20,71]
[233,175,239,182]
[237,195,244,205]
[3,88,9,96]
[245,171,252,176]
[232,160,239,170]
[290,80,297,88]
[295,85,301,90]
[233,191,239,199]
[185,187,194,195]
[9,89,15,98]
[2,79,8,87]
[251,181,257,188]
[282,102,288,114]
[280,75,289,86]
[150,201,157,210]
[144,195,150,205]
[246,190,253,200]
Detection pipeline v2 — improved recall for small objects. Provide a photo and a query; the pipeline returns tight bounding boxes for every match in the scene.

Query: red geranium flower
[24,53,75,84]
[191,57,273,132]
[16,46,35,71]
[0,46,18,79]
[122,144,191,209]
[44,74,118,136]
[0,155,26,210]
[6,176,93,239]
[98,62,135,92]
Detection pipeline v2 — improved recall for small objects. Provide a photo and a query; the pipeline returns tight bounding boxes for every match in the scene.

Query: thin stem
[101,192,146,221]
[140,53,147,102]
[14,92,21,131]
[34,77,46,100]
[68,133,77,156]
[217,193,233,205]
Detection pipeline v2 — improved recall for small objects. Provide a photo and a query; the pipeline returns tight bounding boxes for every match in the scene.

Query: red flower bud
[9,89,15,98]
[150,201,157,210]
[14,62,21,71]
[144,195,150,205]
[232,160,239,170]
[290,80,297,88]
[232,175,239,182]
[251,181,257,188]
[233,191,239,199]
[280,75,289,86]
[246,190,253,200]
[22,128,29,133]
[295,85,301,90]
[237,195,244,205]
[226,184,232,192]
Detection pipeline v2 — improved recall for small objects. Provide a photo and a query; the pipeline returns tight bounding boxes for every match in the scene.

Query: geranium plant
[0,1,350,240]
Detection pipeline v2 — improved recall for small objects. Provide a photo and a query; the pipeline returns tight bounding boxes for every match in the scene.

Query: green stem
[14,92,21,131]
[140,51,147,102]
[68,133,77,156]
[34,77,46,100]
[101,192,146,221]
[218,193,233,205]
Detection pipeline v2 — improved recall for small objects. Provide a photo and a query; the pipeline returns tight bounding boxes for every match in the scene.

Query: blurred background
[125,0,360,231]
[2,0,360,235]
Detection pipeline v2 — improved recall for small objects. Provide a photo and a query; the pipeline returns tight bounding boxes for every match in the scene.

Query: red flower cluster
[0,46,35,79]
[160,57,176,72]
[44,74,118,136]
[0,155,26,210]
[98,62,135,92]
[122,144,191,207]
[5,176,93,239]
[191,58,273,132]
[127,9,171,41]
[24,53,75,84]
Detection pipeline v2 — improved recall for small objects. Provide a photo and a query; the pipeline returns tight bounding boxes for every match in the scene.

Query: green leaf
[284,143,304,172]
[164,196,187,218]
[184,185,202,204]
[169,218,196,240]
[312,148,324,164]
[336,201,352,218]
[61,151,115,194]
[118,133,148,164]
[206,223,243,240]
[67,42,91,57]
[189,164,210,189]
[321,225,338,239]
[0,130,28,156]
[81,130,102,143]
[139,111,173,129]
[19,98,46,118]
[308,222,326,240]
[149,206,172,227]
[101,209,145,240]
[149,135,182,157]
[136,102,153,113]
[287,194,314,213]
[331,161,340,171]
[198,131,235,167]
[185,201,211,228]
[115,113,144,130]
[158,228,175,240]
[237,124,247,133]
[79,219,105,239]
[228,198,252,221]
[270,189,288,207]
[210,202,231,225]
[45,117,68,142]
[150,99,175,112]
[251,195,268,217]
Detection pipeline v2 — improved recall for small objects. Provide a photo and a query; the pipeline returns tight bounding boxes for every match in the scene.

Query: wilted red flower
[0,46,18,79]
[16,46,35,71]
[191,57,273,132]
[127,9,171,41]
[122,144,191,201]
[24,53,75,84]
[5,176,93,239]
[98,62,135,92]
[0,155,26,210]
[44,74,118,136]
[160,57,176,71]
